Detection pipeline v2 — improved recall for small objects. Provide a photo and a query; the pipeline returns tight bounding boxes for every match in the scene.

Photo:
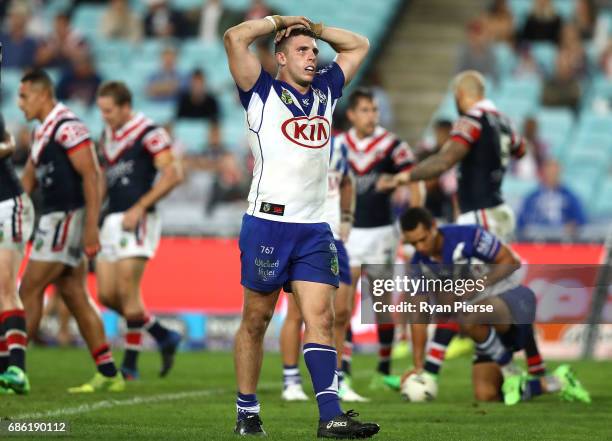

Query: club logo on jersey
[281,116,330,149]
[302,98,310,106]
[120,237,128,248]
[281,89,294,105]
[313,88,327,105]
[259,202,285,216]
[0,230,3,243]
[35,239,44,251]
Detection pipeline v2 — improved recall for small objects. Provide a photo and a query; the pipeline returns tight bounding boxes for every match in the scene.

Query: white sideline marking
[8,389,224,420]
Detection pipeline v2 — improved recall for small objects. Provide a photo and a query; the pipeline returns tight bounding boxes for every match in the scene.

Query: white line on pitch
[6,383,280,421]
[7,389,225,420]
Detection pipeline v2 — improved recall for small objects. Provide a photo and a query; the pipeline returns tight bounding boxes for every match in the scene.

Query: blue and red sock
[1,309,27,371]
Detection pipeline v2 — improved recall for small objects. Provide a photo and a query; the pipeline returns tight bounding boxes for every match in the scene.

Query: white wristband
[265,15,277,32]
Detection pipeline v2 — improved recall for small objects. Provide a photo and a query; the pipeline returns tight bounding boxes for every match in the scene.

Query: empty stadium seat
[72,5,106,38]
[530,42,557,77]
[592,178,612,217]
[174,120,210,154]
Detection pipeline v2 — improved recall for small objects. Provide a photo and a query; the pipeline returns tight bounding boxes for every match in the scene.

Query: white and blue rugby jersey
[237,63,345,223]
[324,135,350,239]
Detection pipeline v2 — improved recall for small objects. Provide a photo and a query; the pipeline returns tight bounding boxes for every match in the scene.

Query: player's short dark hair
[400,207,434,232]
[347,87,375,110]
[434,119,452,131]
[274,27,318,53]
[97,81,132,106]
[20,69,54,96]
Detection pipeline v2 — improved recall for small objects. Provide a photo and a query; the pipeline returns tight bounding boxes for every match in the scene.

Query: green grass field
[1,348,611,440]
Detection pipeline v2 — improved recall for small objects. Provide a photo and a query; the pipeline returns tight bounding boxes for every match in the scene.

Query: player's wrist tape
[309,21,324,38]
[265,15,284,32]
[341,212,354,223]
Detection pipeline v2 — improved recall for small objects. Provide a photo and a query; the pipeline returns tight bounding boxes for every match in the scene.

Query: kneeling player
[96,82,183,380]
[400,207,590,405]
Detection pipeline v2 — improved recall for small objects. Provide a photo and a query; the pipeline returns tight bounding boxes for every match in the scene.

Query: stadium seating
[174,119,211,154]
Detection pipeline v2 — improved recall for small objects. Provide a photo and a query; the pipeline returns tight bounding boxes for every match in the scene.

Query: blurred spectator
[0,3,38,69]
[514,46,544,77]
[255,38,277,75]
[101,0,143,42]
[573,0,597,40]
[512,116,549,179]
[365,69,395,129]
[198,0,242,42]
[34,13,89,70]
[417,120,459,222]
[176,69,220,124]
[144,0,185,39]
[559,23,588,78]
[243,0,276,21]
[520,0,563,45]
[542,50,582,111]
[485,0,515,44]
[146,46,186,103]
[517,160,586,236]
[456,19,498,82]
[56,54,103,107]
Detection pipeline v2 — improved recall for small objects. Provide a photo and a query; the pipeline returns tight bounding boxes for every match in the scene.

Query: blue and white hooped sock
[283,364,302,389]
[236,392,260,421]
[303,343,343,422]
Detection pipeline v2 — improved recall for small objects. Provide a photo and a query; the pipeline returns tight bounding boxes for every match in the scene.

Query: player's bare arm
[481,243,521,288]
[397,140,469,184]
[21,158,37,194]
[224,16,311,90]
[339,173,355,242]
[317,26,369,85]
[121,150,183,232]
[68,142,102,256]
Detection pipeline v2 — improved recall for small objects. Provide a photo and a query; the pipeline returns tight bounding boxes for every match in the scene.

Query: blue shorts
[335,240,351,285]
[239,214,340,293]
[498,285,536,325]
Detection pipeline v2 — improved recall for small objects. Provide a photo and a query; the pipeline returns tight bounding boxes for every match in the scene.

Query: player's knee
[241,310,274,339]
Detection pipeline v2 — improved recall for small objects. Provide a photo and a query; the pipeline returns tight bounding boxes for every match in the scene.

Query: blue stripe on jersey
[236,68,273,111]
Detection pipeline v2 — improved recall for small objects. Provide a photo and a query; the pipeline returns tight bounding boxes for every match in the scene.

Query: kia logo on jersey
[281,116,330,149]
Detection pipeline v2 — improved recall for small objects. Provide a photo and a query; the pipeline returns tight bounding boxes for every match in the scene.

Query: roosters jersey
[29,103,91,214]
[100,113,172,214]
[324,136,349,239]
[237,63,345,223]
[344,126,415,228]
[0,113,23,202]
[450,99,525,213]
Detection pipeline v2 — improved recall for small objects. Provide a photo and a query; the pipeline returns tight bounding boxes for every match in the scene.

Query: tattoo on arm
[410,141,468,181]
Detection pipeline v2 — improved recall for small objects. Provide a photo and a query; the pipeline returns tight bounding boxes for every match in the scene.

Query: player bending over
[225,13,379,438]
[96,81,183,380]
[381,70,548,383]
[0,115,35,394]
[400,207,590,405]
